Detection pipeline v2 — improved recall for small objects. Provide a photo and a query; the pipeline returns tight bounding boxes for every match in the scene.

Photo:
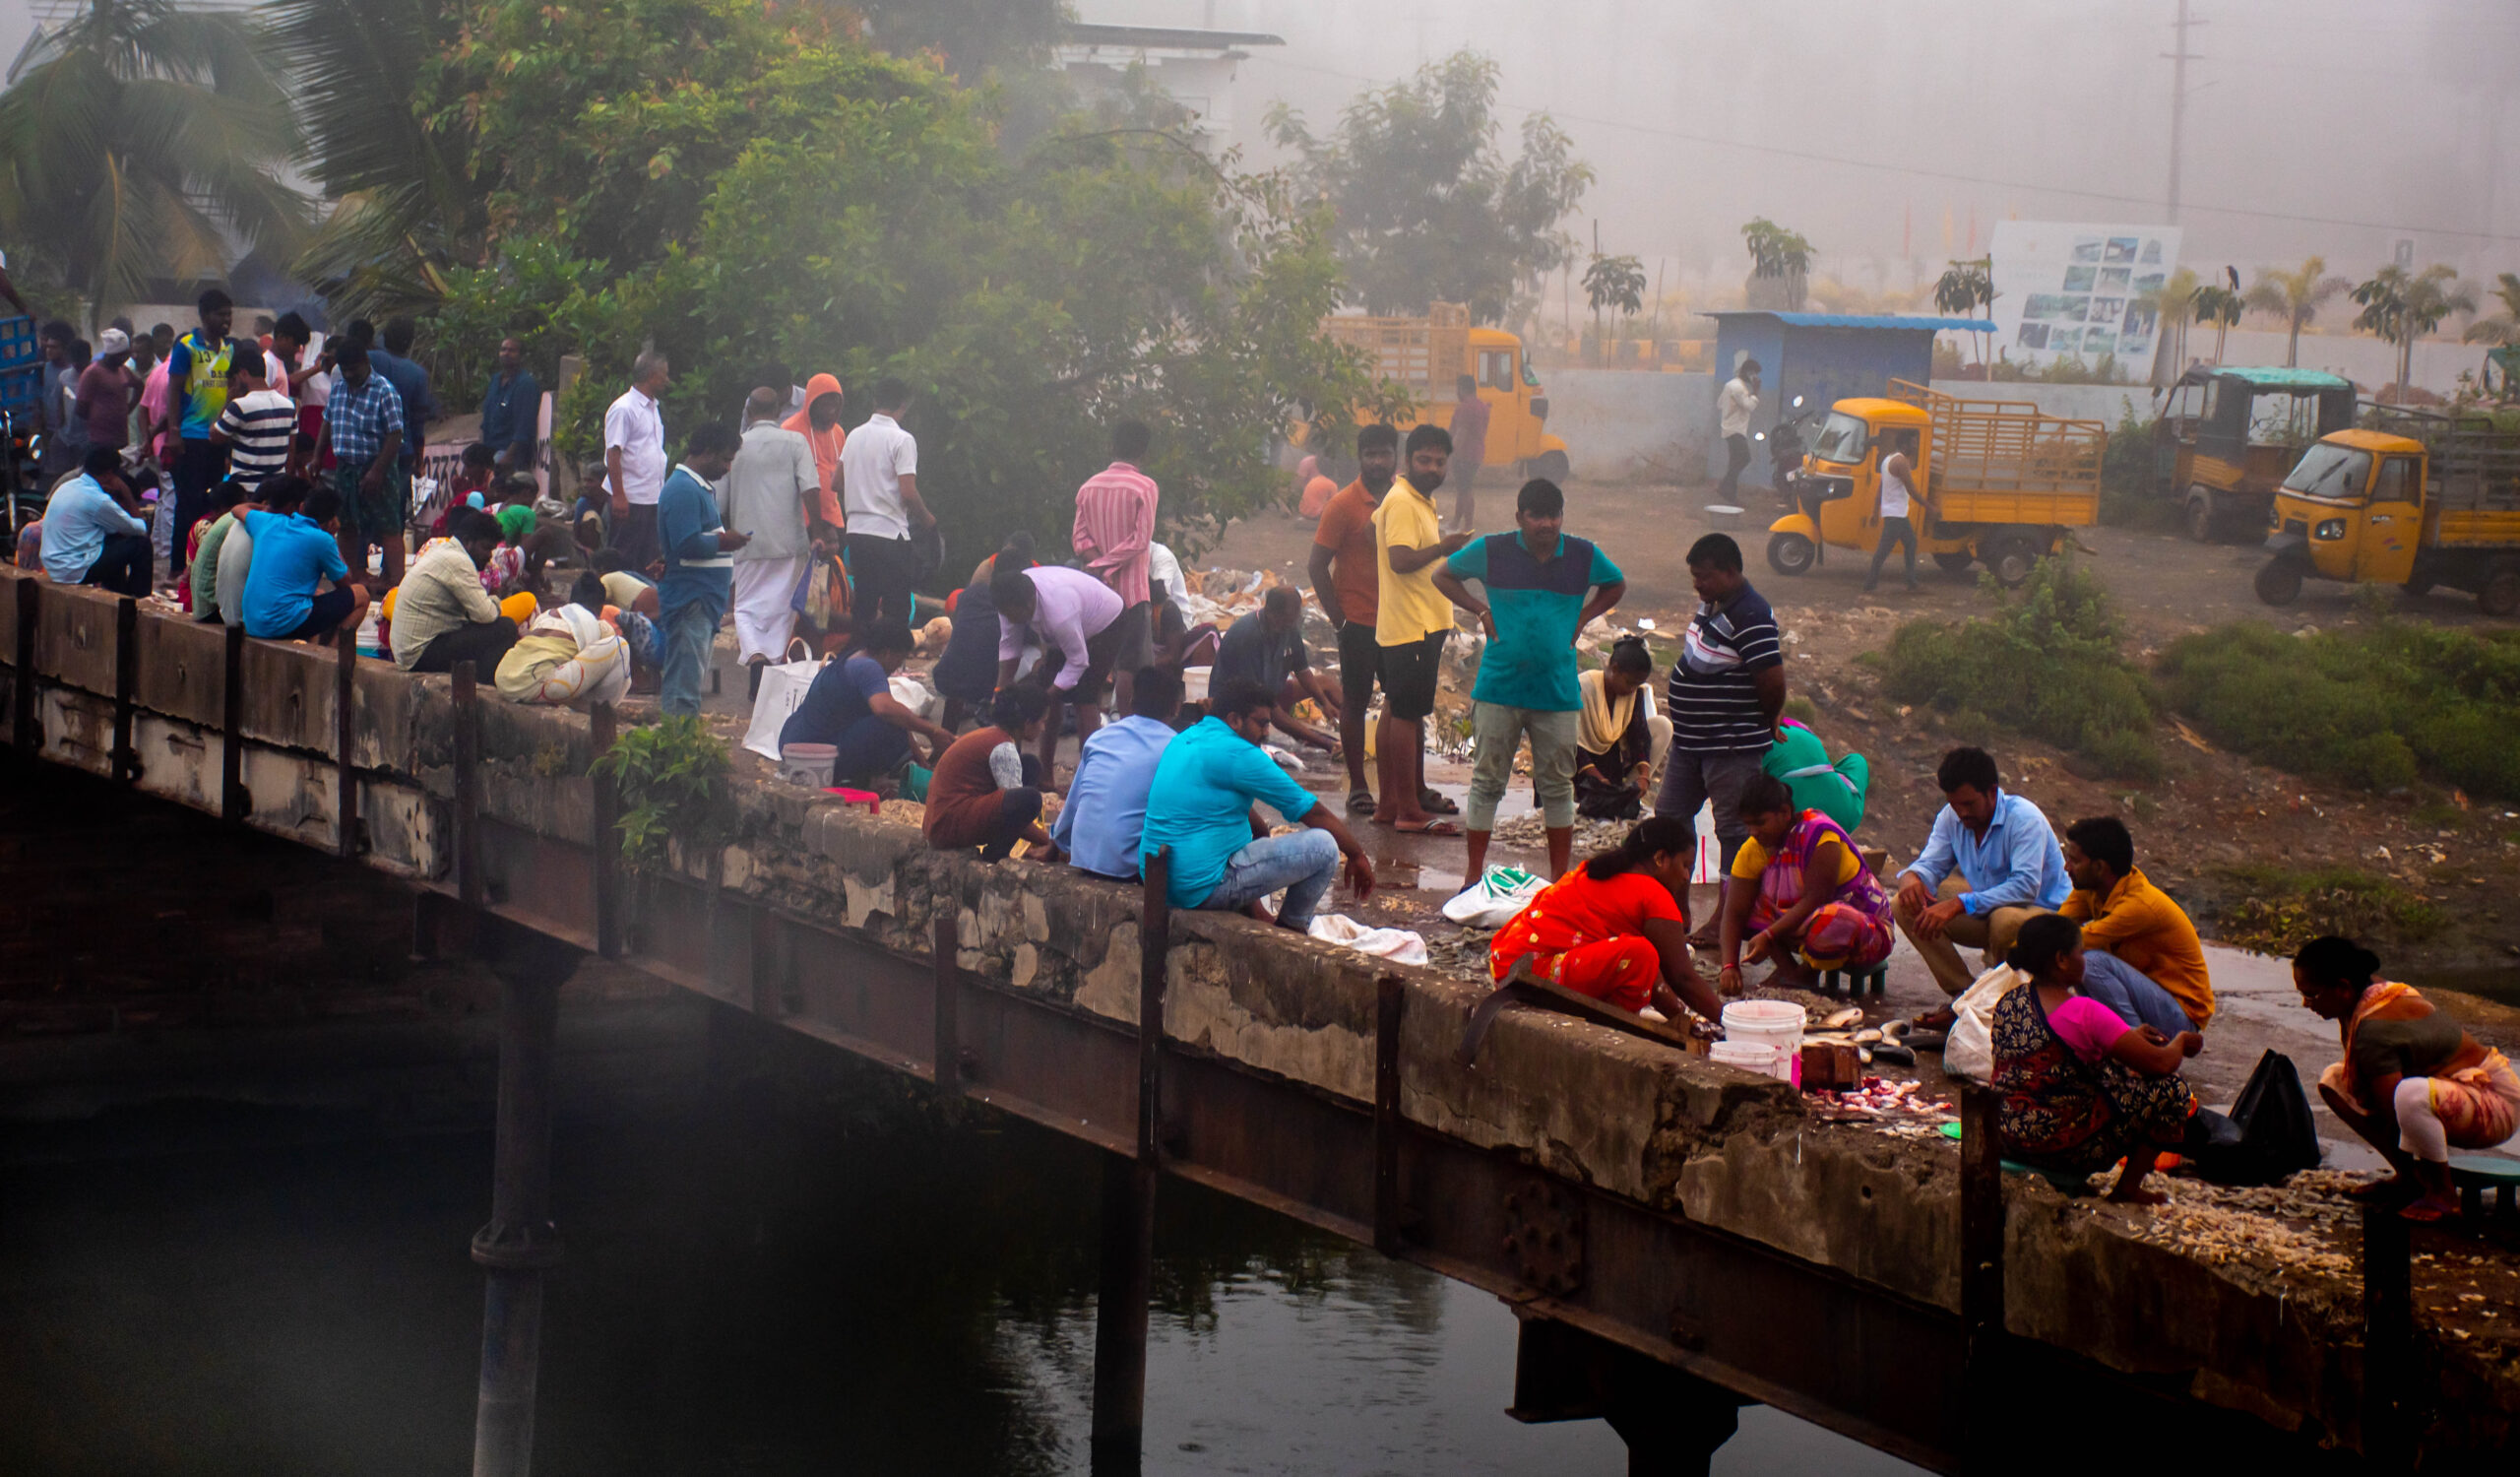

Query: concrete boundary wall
[2,569,2506,1459]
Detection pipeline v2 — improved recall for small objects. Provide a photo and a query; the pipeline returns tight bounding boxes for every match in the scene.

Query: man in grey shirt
[720,386,821,675]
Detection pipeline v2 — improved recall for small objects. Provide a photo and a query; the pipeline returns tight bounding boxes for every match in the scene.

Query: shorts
[1337,620,1382,712]
[281,584,359,642]
[1378,630,1447,723]
[1040,613,1127,707]
[1106,601,1154,674]
[334,458,410,543]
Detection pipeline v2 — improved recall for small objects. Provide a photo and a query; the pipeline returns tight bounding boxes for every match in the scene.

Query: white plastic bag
[1441,867,1546,929]
[888,670,940,723]
[741,640,826,761]
[1307,914,1429,966]
[1942,963,2026,1083]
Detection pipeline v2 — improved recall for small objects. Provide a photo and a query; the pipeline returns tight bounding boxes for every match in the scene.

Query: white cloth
[1878,453,1915,519]
[501,604,630,709]
[722,421,818,561]
[1719,376,1759,439]
[216,518,256,626]
[2396,1075,2450,1162]
[840,412,917,538]
[731,554,807,665]
[602,386,667,506]
[1307,914,1429,966]
[997,565,1124,690]
[1149,542,1189,608]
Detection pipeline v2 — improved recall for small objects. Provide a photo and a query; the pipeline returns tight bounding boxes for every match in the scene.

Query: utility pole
[2162,1,2207,223]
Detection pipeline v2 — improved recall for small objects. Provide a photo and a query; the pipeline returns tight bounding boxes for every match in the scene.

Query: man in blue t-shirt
[40,447,152,596]
[656,423,748,717]
[1139,678,1374,932]
[1657,533,1785,874]
[240,482,369,642]
[1432,477,1625,881]
[779,618,955,787]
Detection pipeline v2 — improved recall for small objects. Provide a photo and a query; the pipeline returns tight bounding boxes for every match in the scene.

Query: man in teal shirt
[1139,678,1375,931]
[1433,478,1626,880]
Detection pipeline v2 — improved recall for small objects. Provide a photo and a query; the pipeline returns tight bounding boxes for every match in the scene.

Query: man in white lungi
[720,386,821,685]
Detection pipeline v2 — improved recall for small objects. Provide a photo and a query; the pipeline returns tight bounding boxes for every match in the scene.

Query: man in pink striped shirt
[1071,420,1160,712]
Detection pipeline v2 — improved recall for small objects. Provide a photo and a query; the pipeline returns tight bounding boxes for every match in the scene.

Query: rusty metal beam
[1960,1084,2005,1474]
[1374,973,1407,1257]
[220,621,245,823]
[588,704,620,959]
[13,577,37,755]
[1091,850,1168,1476]
[111,596,138,785]
[335,625,357,858]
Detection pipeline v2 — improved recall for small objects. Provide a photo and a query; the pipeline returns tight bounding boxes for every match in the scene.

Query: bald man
[721,385,820,674]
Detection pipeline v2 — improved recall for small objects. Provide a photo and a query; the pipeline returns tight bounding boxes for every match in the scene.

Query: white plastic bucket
[1709,1040,1795,1084]
[1720,1000,1805,1086]
[778,742,838,789]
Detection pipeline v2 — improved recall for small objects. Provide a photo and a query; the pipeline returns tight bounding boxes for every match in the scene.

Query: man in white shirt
[839,375,934,629]
[1716,356,1761,503]
[1864,427,1924,593]
[603,350,671,571]
[721,385,821,676]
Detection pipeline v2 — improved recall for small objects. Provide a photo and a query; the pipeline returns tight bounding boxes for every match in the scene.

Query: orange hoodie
[783,372,847,527]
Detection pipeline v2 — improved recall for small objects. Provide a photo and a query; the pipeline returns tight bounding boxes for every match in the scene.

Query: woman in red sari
[1489,816,1725,1024]
[1718,775,1895,994]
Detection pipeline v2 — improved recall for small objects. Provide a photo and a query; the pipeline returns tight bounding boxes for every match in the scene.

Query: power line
[1246,53,2520,245]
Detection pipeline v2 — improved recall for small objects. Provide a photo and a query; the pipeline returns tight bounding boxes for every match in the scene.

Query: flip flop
[1394,817,1462,836]
[1347,790,1378,816]
[2399,1197,2456,1224]
[1418,787,1459,814]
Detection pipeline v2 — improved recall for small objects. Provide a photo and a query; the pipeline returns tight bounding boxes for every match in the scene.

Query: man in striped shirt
[1071,421,1159,713]
[212,359,297,493]
[1655,534,1786,875]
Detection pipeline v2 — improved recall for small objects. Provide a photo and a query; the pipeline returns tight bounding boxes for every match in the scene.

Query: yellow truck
[2253,413,2520,615]
[1318,302,1570,481]
[1766,379,2107,588]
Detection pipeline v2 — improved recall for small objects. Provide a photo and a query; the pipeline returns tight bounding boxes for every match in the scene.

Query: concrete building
[1054,21,1284,153]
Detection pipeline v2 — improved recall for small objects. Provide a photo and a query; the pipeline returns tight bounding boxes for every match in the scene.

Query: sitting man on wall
[1139,678,1375,932]
[924,684,1058,863]
[1207,586,1341,752]
[2059,814,2216,1033]
[392,510,520,674]
[38,447,153,597]
[1051,665,1184,882]
[240,482,370,643]
[1893,745,2069,1004]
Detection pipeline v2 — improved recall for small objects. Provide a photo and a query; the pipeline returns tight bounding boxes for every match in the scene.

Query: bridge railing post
[220,621,245,822]
[1958,1083,2006,1474]
[14,578,38,756]
[111,595,137,785]
[589,703,621,958]
[1092,847,1168,1476]
[454,661,483,912]
[2362,1199,2416,1472]
[335,623,358,858]
[1374,974,1407,1256]
[932,909,960,1099]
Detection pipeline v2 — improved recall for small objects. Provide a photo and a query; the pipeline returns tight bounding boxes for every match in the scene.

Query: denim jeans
[661,598,720,718]
[1196,828,1341,931]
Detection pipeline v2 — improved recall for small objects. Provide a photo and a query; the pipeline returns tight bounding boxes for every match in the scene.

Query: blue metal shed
[1699,312,1995,485]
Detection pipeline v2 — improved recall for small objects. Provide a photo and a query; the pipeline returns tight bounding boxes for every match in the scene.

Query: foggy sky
[1102,0,2520,298]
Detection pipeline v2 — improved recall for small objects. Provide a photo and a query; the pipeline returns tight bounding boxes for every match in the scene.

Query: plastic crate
[0,316,36,414]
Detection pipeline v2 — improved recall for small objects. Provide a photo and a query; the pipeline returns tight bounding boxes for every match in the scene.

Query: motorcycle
[1753,395,1828,561]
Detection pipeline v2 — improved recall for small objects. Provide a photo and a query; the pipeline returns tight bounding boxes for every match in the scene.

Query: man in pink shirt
[1445,373,1491,534]
[1071,420,1160,711]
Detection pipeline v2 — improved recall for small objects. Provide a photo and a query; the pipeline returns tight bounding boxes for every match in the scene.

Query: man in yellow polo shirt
[2060,815,2215,1028]
[1371,423,1471,833]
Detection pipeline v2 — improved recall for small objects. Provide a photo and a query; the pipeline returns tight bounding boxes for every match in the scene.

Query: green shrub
[591,715,735,870]
[2096,405,2168,529]
[2212,865,2446,955]
[2157,615,2520,801]
[1879,552,2160,777]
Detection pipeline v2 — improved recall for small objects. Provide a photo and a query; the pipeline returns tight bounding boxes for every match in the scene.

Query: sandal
[1394,817,1462,836]
[2399,1195,2457,1224]
[1418,787,1459,814]
[1347,790,1378,816]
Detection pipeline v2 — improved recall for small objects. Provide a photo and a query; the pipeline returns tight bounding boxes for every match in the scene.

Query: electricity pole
[2162,1,2207,223]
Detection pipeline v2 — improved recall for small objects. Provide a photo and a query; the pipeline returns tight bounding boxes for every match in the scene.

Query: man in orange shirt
[2060,815,2216,1028]
[1307,423,1400,814]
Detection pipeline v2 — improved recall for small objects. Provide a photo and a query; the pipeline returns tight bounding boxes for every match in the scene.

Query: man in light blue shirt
[40,448,152,596]
[1894,745,2069,998]
[1053,666,1183,881]
[1139,678,1375,931]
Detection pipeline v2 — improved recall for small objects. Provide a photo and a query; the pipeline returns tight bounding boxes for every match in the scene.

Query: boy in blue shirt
[241,481,369,642]
[656,422,748,717]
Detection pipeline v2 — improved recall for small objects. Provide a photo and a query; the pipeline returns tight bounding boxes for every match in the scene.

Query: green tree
[1581,252,1644,365]
[1740,218,1814,311]
[2461,271,2520,347]
[2242,256,2349,368]
[2191,283,2244,365]
[1933,256,1994,371]
[2351,263,2477,403]
[410,0,1381,557]
[0,0,306,318]
[1266,52,1593,322]
[2136,265,2198,381]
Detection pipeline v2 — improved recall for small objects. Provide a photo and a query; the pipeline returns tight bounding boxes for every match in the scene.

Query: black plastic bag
[2187,1049,2324,1187]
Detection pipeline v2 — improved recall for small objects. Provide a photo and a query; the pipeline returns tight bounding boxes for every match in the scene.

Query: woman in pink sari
[1718,774,1894,993]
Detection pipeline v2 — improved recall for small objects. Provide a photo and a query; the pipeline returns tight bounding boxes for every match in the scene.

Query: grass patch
[2156,617,2520,801]
[1781,695,1818,723]
[2211,864,2446,955]
[1878,552,2162,780]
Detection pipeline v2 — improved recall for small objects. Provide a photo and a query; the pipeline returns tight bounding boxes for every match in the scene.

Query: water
[0,1090,1922,1476]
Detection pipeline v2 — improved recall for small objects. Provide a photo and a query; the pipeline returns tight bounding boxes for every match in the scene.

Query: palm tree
[1581,252,1645,366]
[2242,256,2350,368]
[2136,266,2198,384]
[266,0,483,321]
[0,0,306,320]
[2351,263,2478,404]
[2191,284,2244,366]
[2462,272,2520,347]
[1932,256,1994,373]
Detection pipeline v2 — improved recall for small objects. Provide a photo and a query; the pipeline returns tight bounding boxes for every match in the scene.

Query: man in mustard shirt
[1371,423,1471,833]
[2060,816,2215,1029]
